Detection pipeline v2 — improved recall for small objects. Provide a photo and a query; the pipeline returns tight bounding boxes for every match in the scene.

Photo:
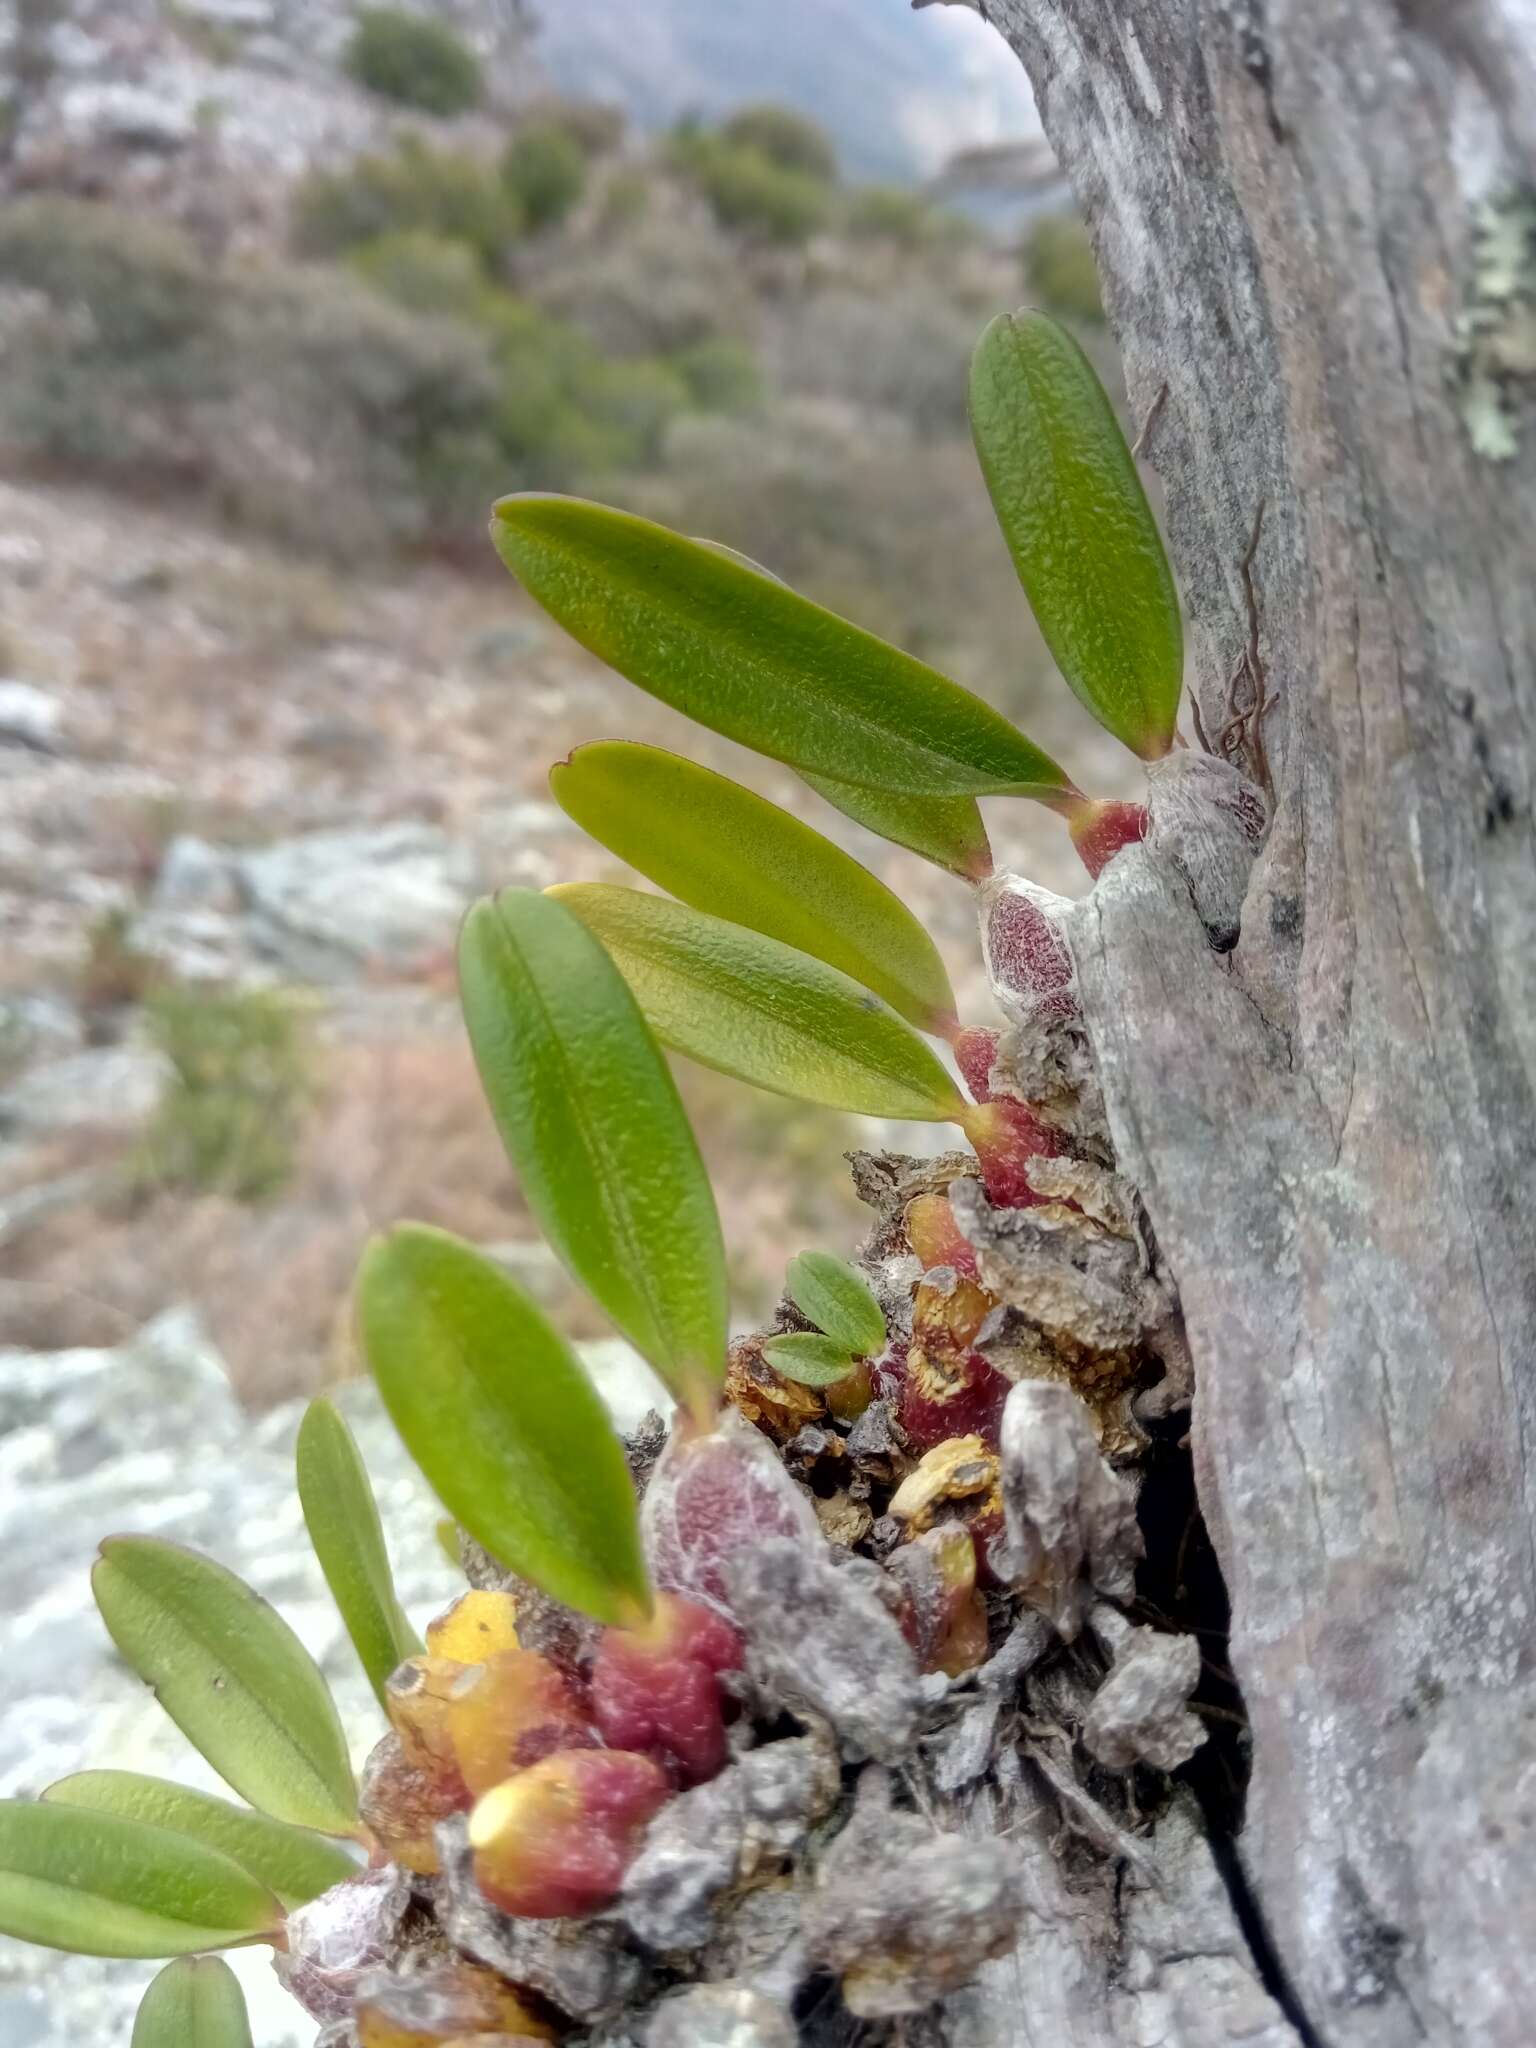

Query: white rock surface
[0,683,64,755]
[0,1306,665,2045]
[0,1044,169,1140]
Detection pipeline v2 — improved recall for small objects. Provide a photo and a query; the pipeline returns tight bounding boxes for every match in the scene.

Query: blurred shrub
[344,6,483,116]
[530,204,753,355]
[490,304,688,477]
[683,138,832,245]
[520,96,626,159]
[1023,212,1104,325]
[135,987,313,1202]
[78,908,159,1029]
[500,121,587,234]
[767,285,981,435]
[597,170,650,233]
[670,336,761,413]
[0,198,501,553]
[720,104,838,183]
[846,184,944,248]
[291,136,517,268]
[347,227,490,319]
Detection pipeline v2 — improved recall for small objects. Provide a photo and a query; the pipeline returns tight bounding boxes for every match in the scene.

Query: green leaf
[550,743,958,1031]
[491,495,1072,800]
[45,1773,357,1912]
[296,1398,422,1710]
[762,1333,861,1387]
[358,1223,651,1627]
[551,884,967,1123]
[91,1539,357,1837]
[0,1801,280,1959]
[459,887,728,1413]
[800,770,993,881]
[786,1251,886,1357]
[133,1957,254,2048]
[970,310,1183,760]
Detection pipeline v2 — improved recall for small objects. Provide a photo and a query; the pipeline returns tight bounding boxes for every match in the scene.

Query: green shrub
[348,228,491,319]
[0,198,502,552]
[847,184,944,248]
[291,136,517,269]
[687,140,832,245]
[500,122,588,234]
[521,96,626,159]
[343,6,483,116]
[1023,211,1104,325]
[489,304,688,480]
[597,169,650,233]
[135,986,314,1202]
[720,103,838,183]
[670,336,761,413]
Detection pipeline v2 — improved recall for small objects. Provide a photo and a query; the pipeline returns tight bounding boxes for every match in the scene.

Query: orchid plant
[0,311,1209,2045]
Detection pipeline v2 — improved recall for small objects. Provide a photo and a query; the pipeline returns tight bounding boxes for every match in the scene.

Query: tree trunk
[955,3,1536,2044]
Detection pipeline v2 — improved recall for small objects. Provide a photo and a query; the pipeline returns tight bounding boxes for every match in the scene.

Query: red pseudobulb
[590,1592,743,1786]
[1069,798,1149,878]
[469,1748,670,1918]
[952,1027,1065,1208]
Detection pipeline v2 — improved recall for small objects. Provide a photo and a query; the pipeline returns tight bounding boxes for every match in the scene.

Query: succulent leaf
[460,887,728,1414]
[91,1539,358,1836]
[358,1223,651,1627]
[491,495,1072,799]
[45,1772,357,1912]
[0,1801,280,1958]
[785,1250,887,1357]
[800,769,992,880]
[762,1333,863,1387]
[551,884,968,1122]
[296,1397,422,1711]
[132,1956,254,2046]
[970,310,1183,759]
[551,742,957,1029]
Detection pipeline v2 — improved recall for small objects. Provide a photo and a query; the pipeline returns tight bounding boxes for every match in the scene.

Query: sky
[532,0,1041,183]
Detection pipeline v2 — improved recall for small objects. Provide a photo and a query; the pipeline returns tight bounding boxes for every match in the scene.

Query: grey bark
[959,2,1536,2044]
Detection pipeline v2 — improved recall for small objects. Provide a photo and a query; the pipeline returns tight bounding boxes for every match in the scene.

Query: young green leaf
[45,1773,357,1912]
[133,1957,254,2048]
[358,1223,651,1627]
[970,311,1183,760]
[762,1333,862,1387]
[551,885,967,1123]
[550,743,958,1031]
[91,1539,357,1837]
[459,887,728,1415]
[800,770,993,881]
[786,1251,886,1357]
[296,1397,422,1710]
[0,1801,280,1958]
[491,495,1073,800]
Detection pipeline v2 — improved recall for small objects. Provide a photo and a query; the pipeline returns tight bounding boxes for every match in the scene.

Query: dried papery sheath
[1145,750,1269,950]
[995,1379,1142,1638]
[1083,1610,1206,1771]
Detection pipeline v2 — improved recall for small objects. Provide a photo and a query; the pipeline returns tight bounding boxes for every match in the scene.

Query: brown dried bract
[887,1434,1001,1535]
